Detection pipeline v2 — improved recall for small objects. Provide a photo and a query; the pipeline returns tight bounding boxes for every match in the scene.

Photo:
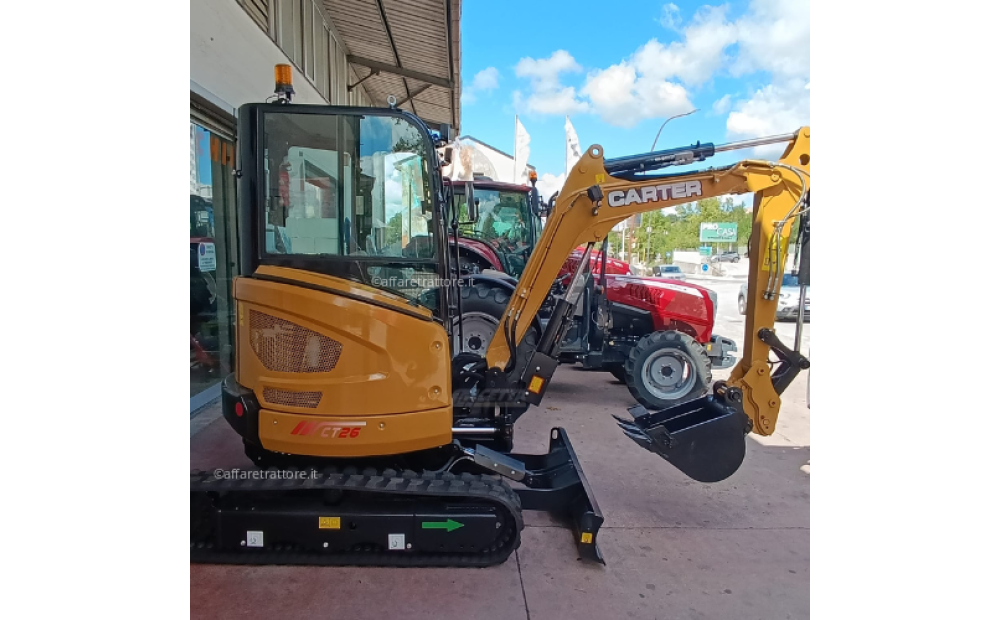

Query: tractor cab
[446,179,542,278]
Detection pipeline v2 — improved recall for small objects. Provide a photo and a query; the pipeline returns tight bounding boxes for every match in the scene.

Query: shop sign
[699,222,738,242]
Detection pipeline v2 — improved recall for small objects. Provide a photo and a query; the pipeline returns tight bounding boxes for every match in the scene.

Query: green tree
[480,212,497,240]
[386,212,403,242]
[391,136,424,154]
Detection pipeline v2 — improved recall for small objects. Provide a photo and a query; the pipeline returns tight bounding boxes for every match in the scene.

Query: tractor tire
[624,331,712,410]
[454,282,537,356]
[607,363,627,383]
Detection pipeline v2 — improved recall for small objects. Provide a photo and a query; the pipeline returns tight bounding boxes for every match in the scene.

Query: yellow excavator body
[234,265,452,457]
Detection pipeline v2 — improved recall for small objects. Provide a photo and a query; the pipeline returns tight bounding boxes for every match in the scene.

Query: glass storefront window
[191,121,237,400]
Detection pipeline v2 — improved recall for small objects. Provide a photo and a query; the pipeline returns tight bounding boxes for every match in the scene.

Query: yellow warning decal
[580,532,593,544]
[528,376,545,394]
[319,517,341,529]
[595,173,606,183]
[706,344,712,352]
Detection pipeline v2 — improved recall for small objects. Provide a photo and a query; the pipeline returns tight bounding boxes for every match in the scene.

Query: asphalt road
[190,277,811,620]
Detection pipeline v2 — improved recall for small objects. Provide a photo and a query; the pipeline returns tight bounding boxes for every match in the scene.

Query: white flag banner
[565,116,582,175]
[514,116,531,184]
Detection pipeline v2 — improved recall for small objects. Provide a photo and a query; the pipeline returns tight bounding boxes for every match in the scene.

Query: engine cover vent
[262,387,322,408]
[249,310,342,373]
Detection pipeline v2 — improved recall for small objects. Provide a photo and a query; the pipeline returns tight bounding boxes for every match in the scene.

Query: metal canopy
[322,0,462,132]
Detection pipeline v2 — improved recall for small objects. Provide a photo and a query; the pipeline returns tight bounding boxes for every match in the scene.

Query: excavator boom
[484,128,811,479]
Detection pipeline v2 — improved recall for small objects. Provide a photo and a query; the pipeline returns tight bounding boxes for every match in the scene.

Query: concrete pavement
[190,281,810,620]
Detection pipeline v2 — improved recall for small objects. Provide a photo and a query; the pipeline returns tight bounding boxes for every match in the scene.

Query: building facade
[190,0,462,411]
[440,135,536,184]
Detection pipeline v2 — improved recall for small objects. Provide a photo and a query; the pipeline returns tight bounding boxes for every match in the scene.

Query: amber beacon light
[274,64,295,101]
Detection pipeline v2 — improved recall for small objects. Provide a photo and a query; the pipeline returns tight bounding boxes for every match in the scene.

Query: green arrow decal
[421,519,464,532]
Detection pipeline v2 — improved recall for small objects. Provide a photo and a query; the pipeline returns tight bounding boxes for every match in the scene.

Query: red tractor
[447,178,737,409]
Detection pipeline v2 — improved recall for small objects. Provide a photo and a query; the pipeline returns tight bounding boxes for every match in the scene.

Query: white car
[738,273,810,321]
[653,264,686,281]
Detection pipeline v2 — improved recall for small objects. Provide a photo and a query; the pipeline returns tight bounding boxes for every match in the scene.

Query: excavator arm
[483,128,810,479]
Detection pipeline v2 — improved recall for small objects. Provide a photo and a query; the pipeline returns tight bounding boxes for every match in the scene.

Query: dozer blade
[615,392,751,483]
[510,428,605,564]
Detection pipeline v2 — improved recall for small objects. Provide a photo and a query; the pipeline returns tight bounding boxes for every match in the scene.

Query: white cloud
[575,5,739,127]
[712,94,732,115]
[516,87,589,116]
[731,0,810,81]
[462,66,500,105]
[513,50,588,114]
[526,87,589,115]
[513,51,589,116]
[510,1,810,133]
[515,50,581,90]
[659,3,682,31]
[472,67,499,91]
[634,5,738,87]
[384,178,403,216]
[719,0,811,154]
[726,79,810,157]
[581,62,692,127]
[536,172,566,202]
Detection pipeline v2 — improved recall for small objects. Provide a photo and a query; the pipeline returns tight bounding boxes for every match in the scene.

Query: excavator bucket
[613,390,750,483]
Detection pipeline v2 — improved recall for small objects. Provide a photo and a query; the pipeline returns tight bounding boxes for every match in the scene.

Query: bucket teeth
[613,416,653,447]
[621,429,652,448]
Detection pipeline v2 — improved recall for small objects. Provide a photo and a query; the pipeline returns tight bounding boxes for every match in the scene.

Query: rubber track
[191,468,524,568]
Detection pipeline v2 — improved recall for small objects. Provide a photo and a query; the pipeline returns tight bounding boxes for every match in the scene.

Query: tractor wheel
[454,282,537,356]
[624,331,712,409]
[607,363,627,383]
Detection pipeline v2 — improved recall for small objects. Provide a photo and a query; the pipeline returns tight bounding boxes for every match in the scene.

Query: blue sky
[458,0,809,204]
[194,126,211,185]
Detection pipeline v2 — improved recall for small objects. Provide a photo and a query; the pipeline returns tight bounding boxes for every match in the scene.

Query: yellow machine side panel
[254,265,436,320]
[234,272,452,423]
[259,407,453,457]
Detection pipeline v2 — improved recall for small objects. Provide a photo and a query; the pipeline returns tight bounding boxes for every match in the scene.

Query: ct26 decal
[290,421,366,438]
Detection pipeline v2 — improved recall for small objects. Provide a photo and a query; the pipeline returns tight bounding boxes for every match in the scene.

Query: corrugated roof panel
[341,42,396,64]
[325,0,382,21]
[363,73,409,104]
[412,100,451,126]
[412,85,452,107]
[319,0,461,131]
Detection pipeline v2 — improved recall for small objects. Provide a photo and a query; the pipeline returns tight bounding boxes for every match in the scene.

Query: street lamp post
[651,109,698,152]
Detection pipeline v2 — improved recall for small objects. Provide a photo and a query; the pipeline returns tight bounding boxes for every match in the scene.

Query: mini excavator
[190,66,811,567]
